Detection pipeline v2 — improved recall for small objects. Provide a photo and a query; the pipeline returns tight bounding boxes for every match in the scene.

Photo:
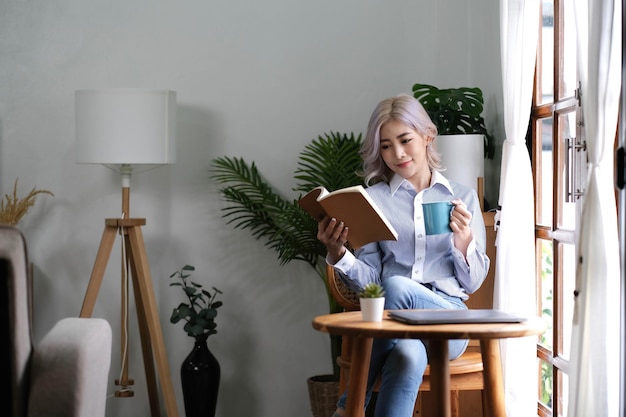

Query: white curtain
[568,0,621,415]
[495,1,540,415]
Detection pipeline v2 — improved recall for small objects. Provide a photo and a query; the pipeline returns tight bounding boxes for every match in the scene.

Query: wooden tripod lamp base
[74,89,178,415]
[114,385,135,398]
[79,217,179,417]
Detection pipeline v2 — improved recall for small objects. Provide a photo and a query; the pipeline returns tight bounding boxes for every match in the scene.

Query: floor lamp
[75,89,179,417]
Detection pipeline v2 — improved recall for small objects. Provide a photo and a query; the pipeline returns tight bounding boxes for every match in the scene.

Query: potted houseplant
[412,83,495,201]
[412,83,495,159]
[358,283,385,322]
[210,132,363,416]
[170,265,223,417]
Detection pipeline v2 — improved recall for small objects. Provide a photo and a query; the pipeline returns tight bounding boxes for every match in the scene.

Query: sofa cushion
[27,318,112,417]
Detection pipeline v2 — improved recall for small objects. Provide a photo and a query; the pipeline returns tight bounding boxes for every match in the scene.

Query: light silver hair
[361,94,442,186]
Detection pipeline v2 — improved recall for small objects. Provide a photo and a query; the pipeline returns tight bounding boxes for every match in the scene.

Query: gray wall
[0,1,503,416]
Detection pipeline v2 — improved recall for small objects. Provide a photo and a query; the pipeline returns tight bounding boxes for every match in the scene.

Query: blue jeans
[336,276,469,417]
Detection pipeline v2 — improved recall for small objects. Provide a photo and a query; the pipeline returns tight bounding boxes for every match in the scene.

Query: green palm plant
[210,131,364,377]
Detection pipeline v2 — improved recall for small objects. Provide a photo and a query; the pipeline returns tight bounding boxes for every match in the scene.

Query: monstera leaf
[412,83,495,159]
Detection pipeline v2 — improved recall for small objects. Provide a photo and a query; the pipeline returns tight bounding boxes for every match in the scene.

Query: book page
[324,185,365,196]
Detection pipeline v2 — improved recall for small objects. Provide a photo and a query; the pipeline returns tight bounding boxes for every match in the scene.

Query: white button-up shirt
[330,172,490,300]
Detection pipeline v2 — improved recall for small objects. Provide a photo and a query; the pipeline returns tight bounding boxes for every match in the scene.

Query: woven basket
[307,375,339,417]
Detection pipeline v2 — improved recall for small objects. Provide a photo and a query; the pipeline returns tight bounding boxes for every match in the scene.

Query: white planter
[435,134,485,192]
[359,297,385,322]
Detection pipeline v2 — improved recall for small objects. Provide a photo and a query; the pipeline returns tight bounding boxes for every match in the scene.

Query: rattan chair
[327,264,488,417]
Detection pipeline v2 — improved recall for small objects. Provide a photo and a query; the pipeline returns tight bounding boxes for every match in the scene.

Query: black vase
[181,334,220,417]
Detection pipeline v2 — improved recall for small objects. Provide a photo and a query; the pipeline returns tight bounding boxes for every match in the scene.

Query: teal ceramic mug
[422,201,453,235]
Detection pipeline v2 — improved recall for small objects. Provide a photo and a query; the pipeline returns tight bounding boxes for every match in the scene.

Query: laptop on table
[388,309,528,325]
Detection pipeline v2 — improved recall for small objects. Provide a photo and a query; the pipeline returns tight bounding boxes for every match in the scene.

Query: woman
[317,94,490,417]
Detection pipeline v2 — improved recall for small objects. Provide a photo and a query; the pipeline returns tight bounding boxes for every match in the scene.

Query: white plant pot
[359,297,385,322]
[435,134,485,192]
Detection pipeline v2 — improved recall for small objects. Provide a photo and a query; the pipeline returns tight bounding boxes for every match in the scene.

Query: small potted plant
[358,283,385,322]
[170,265,223,417]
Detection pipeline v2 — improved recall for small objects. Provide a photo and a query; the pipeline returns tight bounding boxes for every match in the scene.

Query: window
[531,1,585,415]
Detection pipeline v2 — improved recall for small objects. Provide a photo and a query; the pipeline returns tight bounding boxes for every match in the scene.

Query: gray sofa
[1,225,112,417]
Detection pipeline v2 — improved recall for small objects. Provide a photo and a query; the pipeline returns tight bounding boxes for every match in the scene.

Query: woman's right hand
[317,217,349,264]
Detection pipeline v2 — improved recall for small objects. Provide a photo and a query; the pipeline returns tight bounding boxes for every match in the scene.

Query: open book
[298,185,398,249]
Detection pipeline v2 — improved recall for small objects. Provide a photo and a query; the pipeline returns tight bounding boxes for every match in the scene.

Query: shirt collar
[431,171,454,194]
[388,171,455,196]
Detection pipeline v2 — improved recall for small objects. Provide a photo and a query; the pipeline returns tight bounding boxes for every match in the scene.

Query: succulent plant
[359,283,385,299]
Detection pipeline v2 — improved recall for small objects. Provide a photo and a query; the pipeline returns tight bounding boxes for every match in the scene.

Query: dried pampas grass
[0,179,54,226]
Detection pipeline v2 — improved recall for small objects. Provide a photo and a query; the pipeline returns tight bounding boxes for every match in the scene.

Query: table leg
[344,336,373,417]
[428,339,451,417]
[480,339,505,417]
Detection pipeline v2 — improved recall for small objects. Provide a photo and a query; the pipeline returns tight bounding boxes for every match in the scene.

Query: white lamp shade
[75,89,176,165]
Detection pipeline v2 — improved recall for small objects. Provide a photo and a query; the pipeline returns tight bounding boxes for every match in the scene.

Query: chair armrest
[27,318,112,417]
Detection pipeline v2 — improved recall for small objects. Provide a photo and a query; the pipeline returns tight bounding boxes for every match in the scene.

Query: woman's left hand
[450,199,472,255]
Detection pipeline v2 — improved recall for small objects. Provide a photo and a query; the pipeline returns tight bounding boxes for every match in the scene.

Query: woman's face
[379,119,432,183]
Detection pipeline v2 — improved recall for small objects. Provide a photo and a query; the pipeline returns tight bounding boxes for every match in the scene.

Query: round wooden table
[312,310,546,417]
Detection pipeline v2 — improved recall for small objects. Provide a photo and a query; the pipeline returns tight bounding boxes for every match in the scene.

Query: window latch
[565,136,586,202]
